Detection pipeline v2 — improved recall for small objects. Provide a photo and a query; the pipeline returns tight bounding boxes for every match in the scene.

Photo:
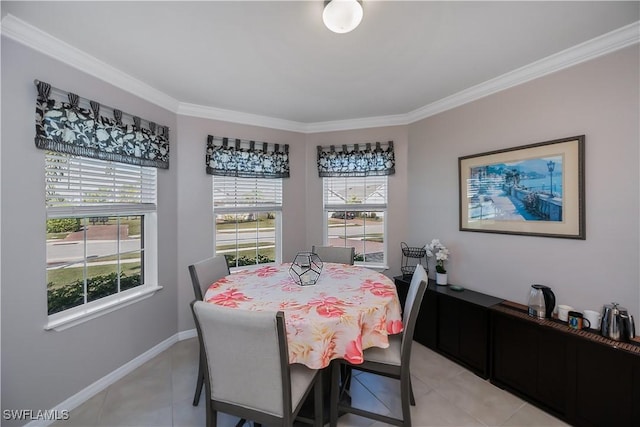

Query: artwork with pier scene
[459,136,584,239]
[468,154,563,223]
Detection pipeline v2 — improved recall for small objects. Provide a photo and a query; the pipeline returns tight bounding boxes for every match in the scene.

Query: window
[45,152,157,317]
[213,176,282,268]
[323,176,387,266]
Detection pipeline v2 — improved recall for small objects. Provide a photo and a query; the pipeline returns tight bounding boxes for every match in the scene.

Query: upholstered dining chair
[191,301,323,427]
[188,255,230,406]
[329,264,428,427]
[311,245,355,265]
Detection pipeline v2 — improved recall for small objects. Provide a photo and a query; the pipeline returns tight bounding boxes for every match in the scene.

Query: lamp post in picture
[547,160,555,197]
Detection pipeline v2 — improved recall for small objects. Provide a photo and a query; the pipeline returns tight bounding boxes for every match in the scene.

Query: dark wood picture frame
[459,135,585,239]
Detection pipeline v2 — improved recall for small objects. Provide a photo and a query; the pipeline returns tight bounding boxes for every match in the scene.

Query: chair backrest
[188,255,230,301]
[191,301,292,418]
[311,245,355,265]
[400,264,428,363]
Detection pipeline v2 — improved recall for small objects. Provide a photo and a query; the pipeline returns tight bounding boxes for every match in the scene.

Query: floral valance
[206,135,290,178]
[317,141,395,177]
[34,80,170,169]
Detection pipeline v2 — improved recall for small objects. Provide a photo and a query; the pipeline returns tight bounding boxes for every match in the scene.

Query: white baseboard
[24,331,196,427]
[177,328,197,341]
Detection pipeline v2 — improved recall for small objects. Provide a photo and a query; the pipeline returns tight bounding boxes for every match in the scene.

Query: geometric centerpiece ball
[289,252,323,286]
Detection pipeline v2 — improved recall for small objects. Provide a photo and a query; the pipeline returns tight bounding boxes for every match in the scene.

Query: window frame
[213,176,283,270]
[44,153,161,330]
[322,176,389,268]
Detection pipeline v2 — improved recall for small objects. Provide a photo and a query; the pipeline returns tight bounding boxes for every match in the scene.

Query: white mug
[583,309,601,330]
[557,304,573,322]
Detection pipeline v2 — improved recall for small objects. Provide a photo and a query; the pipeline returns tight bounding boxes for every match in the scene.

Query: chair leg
[409,377,415,406]
[329,361,340,427]
[401,374,412,427]
[314,371,323,427]
[206,402,216,427]
[193,358,204,406]
[340,364,352,393]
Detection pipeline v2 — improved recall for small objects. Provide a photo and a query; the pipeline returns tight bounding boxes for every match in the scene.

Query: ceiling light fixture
[322,0,363,34]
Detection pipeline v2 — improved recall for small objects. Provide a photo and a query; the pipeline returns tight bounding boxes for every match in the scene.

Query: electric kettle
[601,302,636,341]
[527,284,556,319]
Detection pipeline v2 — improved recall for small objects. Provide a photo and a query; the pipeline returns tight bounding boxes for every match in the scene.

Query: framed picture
[459,135,585,239]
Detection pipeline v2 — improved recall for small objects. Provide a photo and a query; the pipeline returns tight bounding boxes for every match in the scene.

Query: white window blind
[323,176,387,210]
[213,176,282,213]
[45,152,157,217]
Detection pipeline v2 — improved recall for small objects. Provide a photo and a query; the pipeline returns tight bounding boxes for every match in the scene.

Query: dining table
[203,262,404,370]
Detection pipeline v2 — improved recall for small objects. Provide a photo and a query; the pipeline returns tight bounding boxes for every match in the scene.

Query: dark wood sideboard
[393,276,640,427]
[393,276,503,379]
[491,303,640,427]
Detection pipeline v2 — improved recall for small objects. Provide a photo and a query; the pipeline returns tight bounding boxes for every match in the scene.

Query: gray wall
[175,115,307,332]
[1,38,178,419]
[2,25,639,423]
[303,126,410,277]
[174,120,411,333]
[175,120,411,333]
[407,46,640,316]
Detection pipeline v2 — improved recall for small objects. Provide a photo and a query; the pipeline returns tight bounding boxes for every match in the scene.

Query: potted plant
[428,239,450,285]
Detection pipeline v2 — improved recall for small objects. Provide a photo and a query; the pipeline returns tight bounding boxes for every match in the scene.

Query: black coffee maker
[527,284,556,319]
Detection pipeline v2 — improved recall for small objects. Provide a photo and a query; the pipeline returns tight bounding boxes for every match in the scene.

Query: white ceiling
[2,1,639,127]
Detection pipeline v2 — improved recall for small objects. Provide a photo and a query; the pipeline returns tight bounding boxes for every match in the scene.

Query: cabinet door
[415,288,437,349]
[633,357,640,423]
[459,302,488,376]
[491,314,538,397]
[536,329,567,413]
[437,296,460,356]
[573,340,635,427]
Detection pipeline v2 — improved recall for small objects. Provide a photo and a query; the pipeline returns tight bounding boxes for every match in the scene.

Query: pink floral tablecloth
[203,263,403,369]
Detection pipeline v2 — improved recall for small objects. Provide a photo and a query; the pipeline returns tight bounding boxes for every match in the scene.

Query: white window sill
[45,285,163,332]
[355,263,389,273]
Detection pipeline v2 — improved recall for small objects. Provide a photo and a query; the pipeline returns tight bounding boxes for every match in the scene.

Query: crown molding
[176,102,308,133]
[1,14,180,113]
[3,14,638,133]
[406,20,640,123]
[303,113,410,133]
[177,102,410,133]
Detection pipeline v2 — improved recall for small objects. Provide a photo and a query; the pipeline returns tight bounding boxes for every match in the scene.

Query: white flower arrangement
[427,239,450,274]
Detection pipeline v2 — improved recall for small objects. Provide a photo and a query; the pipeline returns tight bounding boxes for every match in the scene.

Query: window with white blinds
[45,152,157,318]
[213,176,282,268]
[213,176,282,213]
[323,175,387,210]
[323,176,388,266]
[45,152,157,218]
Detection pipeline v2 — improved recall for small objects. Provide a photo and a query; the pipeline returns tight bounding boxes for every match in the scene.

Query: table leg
[296,364,351,425]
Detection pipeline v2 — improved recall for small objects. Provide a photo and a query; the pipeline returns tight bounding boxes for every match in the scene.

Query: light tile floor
[53,338,569,427]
